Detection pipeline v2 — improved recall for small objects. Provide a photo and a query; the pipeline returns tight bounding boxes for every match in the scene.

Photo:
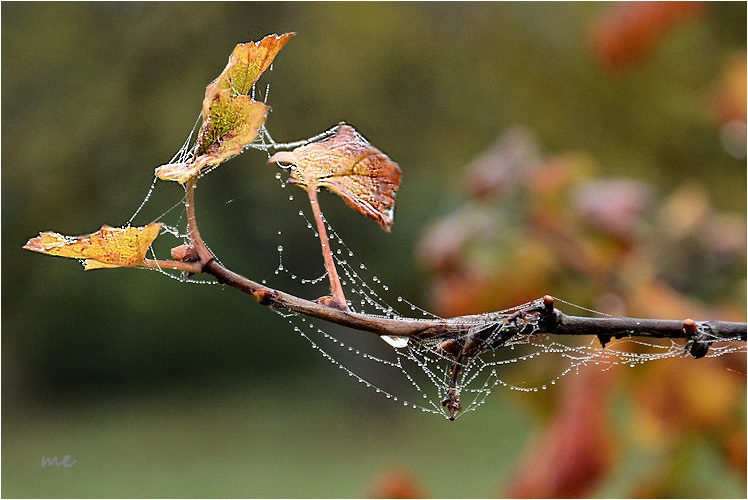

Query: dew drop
[381,335,409,348]
[277,245,284,252]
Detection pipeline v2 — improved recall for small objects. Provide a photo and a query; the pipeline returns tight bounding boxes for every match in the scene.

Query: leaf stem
[184,178,214,265]
[143,258,202,274]
[307,187,348,310]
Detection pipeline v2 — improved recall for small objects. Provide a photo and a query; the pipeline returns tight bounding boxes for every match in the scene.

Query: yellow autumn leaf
[269,124,402,231]
[23,223,162,270]
[155,33,294,184]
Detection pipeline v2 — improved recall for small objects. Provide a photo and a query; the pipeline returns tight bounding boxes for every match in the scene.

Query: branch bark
[200,259,745,420]
[202,259,747,348]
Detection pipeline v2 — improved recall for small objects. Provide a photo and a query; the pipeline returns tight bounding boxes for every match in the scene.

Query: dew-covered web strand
[263,170,437,320]
[271,309,445,416]
[129,113,201,226]
[260,166,603,418]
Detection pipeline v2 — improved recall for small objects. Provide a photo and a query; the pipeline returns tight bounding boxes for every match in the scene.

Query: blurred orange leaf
[503,366,616,498]
[591,1,704,70]
[365,467,427,498]
[23,223,162,270]
[269,124,401,231]
[156,33,294,184]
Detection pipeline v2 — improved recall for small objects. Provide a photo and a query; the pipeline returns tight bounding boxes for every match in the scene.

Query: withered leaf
[156,33,294,184]
[269,124,402,231]
[23,223,162,270]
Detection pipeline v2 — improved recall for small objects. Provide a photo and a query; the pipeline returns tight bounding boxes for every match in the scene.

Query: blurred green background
[3,2,745,498]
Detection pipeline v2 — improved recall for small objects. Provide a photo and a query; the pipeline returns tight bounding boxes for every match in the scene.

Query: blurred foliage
[3,2,745,498]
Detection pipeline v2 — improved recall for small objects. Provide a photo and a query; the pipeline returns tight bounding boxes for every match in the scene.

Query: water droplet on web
[288,195,294,201]
[359,264,365,270]
[381,335,409,348]
[277,245,284,252]
[275,172,282,180]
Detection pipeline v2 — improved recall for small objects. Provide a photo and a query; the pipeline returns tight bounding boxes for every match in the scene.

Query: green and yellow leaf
[156,33,294,184]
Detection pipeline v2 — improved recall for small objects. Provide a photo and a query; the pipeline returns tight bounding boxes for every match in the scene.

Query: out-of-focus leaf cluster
[410,8,746,494]
[417,126,746,321]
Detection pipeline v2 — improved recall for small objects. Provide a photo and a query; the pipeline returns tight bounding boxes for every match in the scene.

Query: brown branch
[202,259,747,348]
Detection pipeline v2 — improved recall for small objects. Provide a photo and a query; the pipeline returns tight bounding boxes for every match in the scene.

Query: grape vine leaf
[156,33,295,184]
[268,124,402,231]
[23,223,162,270]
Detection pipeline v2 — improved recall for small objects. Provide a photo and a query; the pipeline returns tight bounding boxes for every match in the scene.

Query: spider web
[262,212,746,419]
[123,84,746,421]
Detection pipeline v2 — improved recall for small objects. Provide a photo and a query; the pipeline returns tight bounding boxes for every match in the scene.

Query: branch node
[252,288,277,306]
[170,244,200,262]
[542,294,555,312]
[683,318,710,359]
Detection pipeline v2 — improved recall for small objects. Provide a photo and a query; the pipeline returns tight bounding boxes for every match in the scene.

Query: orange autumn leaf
[23,223,162,270]
[204,32,295,104]
[269,124,402,231]
[156,33,294,184]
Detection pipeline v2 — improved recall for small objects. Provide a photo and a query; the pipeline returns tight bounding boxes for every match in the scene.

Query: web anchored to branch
[205,253,746,420]
[23,33,746,420]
